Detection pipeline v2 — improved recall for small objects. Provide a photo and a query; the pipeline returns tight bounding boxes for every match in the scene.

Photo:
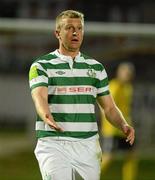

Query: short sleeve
[29,62,48,91]
[96,66,110,97]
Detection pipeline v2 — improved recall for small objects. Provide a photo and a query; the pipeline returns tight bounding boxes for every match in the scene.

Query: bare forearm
[31,87,62,131]
[33,95,52,122]
[33,95,62,131]
[104,105,128,131]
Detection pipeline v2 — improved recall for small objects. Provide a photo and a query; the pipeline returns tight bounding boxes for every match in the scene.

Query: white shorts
[34,135,102,180]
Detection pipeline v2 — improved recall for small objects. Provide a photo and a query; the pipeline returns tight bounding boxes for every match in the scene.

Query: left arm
[97,94,135,145]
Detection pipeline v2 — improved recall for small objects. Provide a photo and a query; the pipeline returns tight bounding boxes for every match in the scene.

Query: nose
[73,31,77,36]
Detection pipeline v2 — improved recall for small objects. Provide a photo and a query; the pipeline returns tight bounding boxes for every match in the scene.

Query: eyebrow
[65,23,83,27]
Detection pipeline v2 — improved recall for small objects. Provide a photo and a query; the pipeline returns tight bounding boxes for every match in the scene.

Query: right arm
[31,86,63,131]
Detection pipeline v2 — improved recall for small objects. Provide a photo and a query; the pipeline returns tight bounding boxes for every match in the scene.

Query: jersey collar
[53,49,84,63]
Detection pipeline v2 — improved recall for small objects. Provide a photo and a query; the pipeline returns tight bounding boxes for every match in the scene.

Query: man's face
[117,66,134,83]
[57,18,84,52]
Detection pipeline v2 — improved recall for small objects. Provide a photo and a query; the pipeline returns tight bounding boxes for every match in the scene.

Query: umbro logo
[55,70,66,75]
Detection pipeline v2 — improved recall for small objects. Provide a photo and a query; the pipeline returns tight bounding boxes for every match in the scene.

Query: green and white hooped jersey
[29,50,109,139]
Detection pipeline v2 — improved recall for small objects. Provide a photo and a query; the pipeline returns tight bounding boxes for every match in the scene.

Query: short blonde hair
[55,10,84,30]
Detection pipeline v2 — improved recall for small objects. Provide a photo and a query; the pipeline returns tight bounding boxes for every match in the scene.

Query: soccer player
[29,10,135,180]
[101,62,137,180]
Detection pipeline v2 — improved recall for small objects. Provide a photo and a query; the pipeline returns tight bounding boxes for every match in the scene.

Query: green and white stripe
[49,104,94,113]
[29,50,109,139]
[36,121,98,132]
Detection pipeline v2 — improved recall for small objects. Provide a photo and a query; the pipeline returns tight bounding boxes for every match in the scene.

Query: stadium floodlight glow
[0,18,155,37]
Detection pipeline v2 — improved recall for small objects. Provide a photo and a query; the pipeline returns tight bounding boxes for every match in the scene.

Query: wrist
[120,122,129,131]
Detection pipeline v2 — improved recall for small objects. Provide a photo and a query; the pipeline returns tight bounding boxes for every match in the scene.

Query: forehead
[60,18,83,26]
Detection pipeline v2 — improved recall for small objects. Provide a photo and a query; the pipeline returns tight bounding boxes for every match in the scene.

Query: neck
[58,46,79,59]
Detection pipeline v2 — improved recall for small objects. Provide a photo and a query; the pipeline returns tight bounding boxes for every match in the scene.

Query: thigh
[72,138,102,180]
[34,139,72,180]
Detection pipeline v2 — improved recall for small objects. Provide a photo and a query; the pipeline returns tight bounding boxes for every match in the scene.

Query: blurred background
[0,0,155,179]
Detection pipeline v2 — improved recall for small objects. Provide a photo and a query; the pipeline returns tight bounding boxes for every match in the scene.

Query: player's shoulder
[80,53,105,71]
[109,78,120,87]
[110,78,118,84]
[81,53,102,65]
[109,79,123,93]
[33,51,58,64]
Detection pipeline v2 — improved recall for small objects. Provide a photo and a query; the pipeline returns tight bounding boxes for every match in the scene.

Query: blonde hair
[55,10,84,30]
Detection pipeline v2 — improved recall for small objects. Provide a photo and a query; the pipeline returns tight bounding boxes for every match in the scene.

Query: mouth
[71,38,79,42]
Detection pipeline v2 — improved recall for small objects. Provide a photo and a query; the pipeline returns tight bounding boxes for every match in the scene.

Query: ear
[55,30,60,40]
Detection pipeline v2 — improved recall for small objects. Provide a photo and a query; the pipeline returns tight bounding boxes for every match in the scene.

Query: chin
[69,46,79,52]
[69,49,78,52]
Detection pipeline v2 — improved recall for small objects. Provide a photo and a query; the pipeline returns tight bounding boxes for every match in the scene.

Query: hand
[45,114,63,132]
[122,124,135,145]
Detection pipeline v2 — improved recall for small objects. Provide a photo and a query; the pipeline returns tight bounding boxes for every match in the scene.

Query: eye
[67,26,71,30]
[66,26,73,30]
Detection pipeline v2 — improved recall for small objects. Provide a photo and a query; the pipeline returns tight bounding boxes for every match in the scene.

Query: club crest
[87,67,96,78]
